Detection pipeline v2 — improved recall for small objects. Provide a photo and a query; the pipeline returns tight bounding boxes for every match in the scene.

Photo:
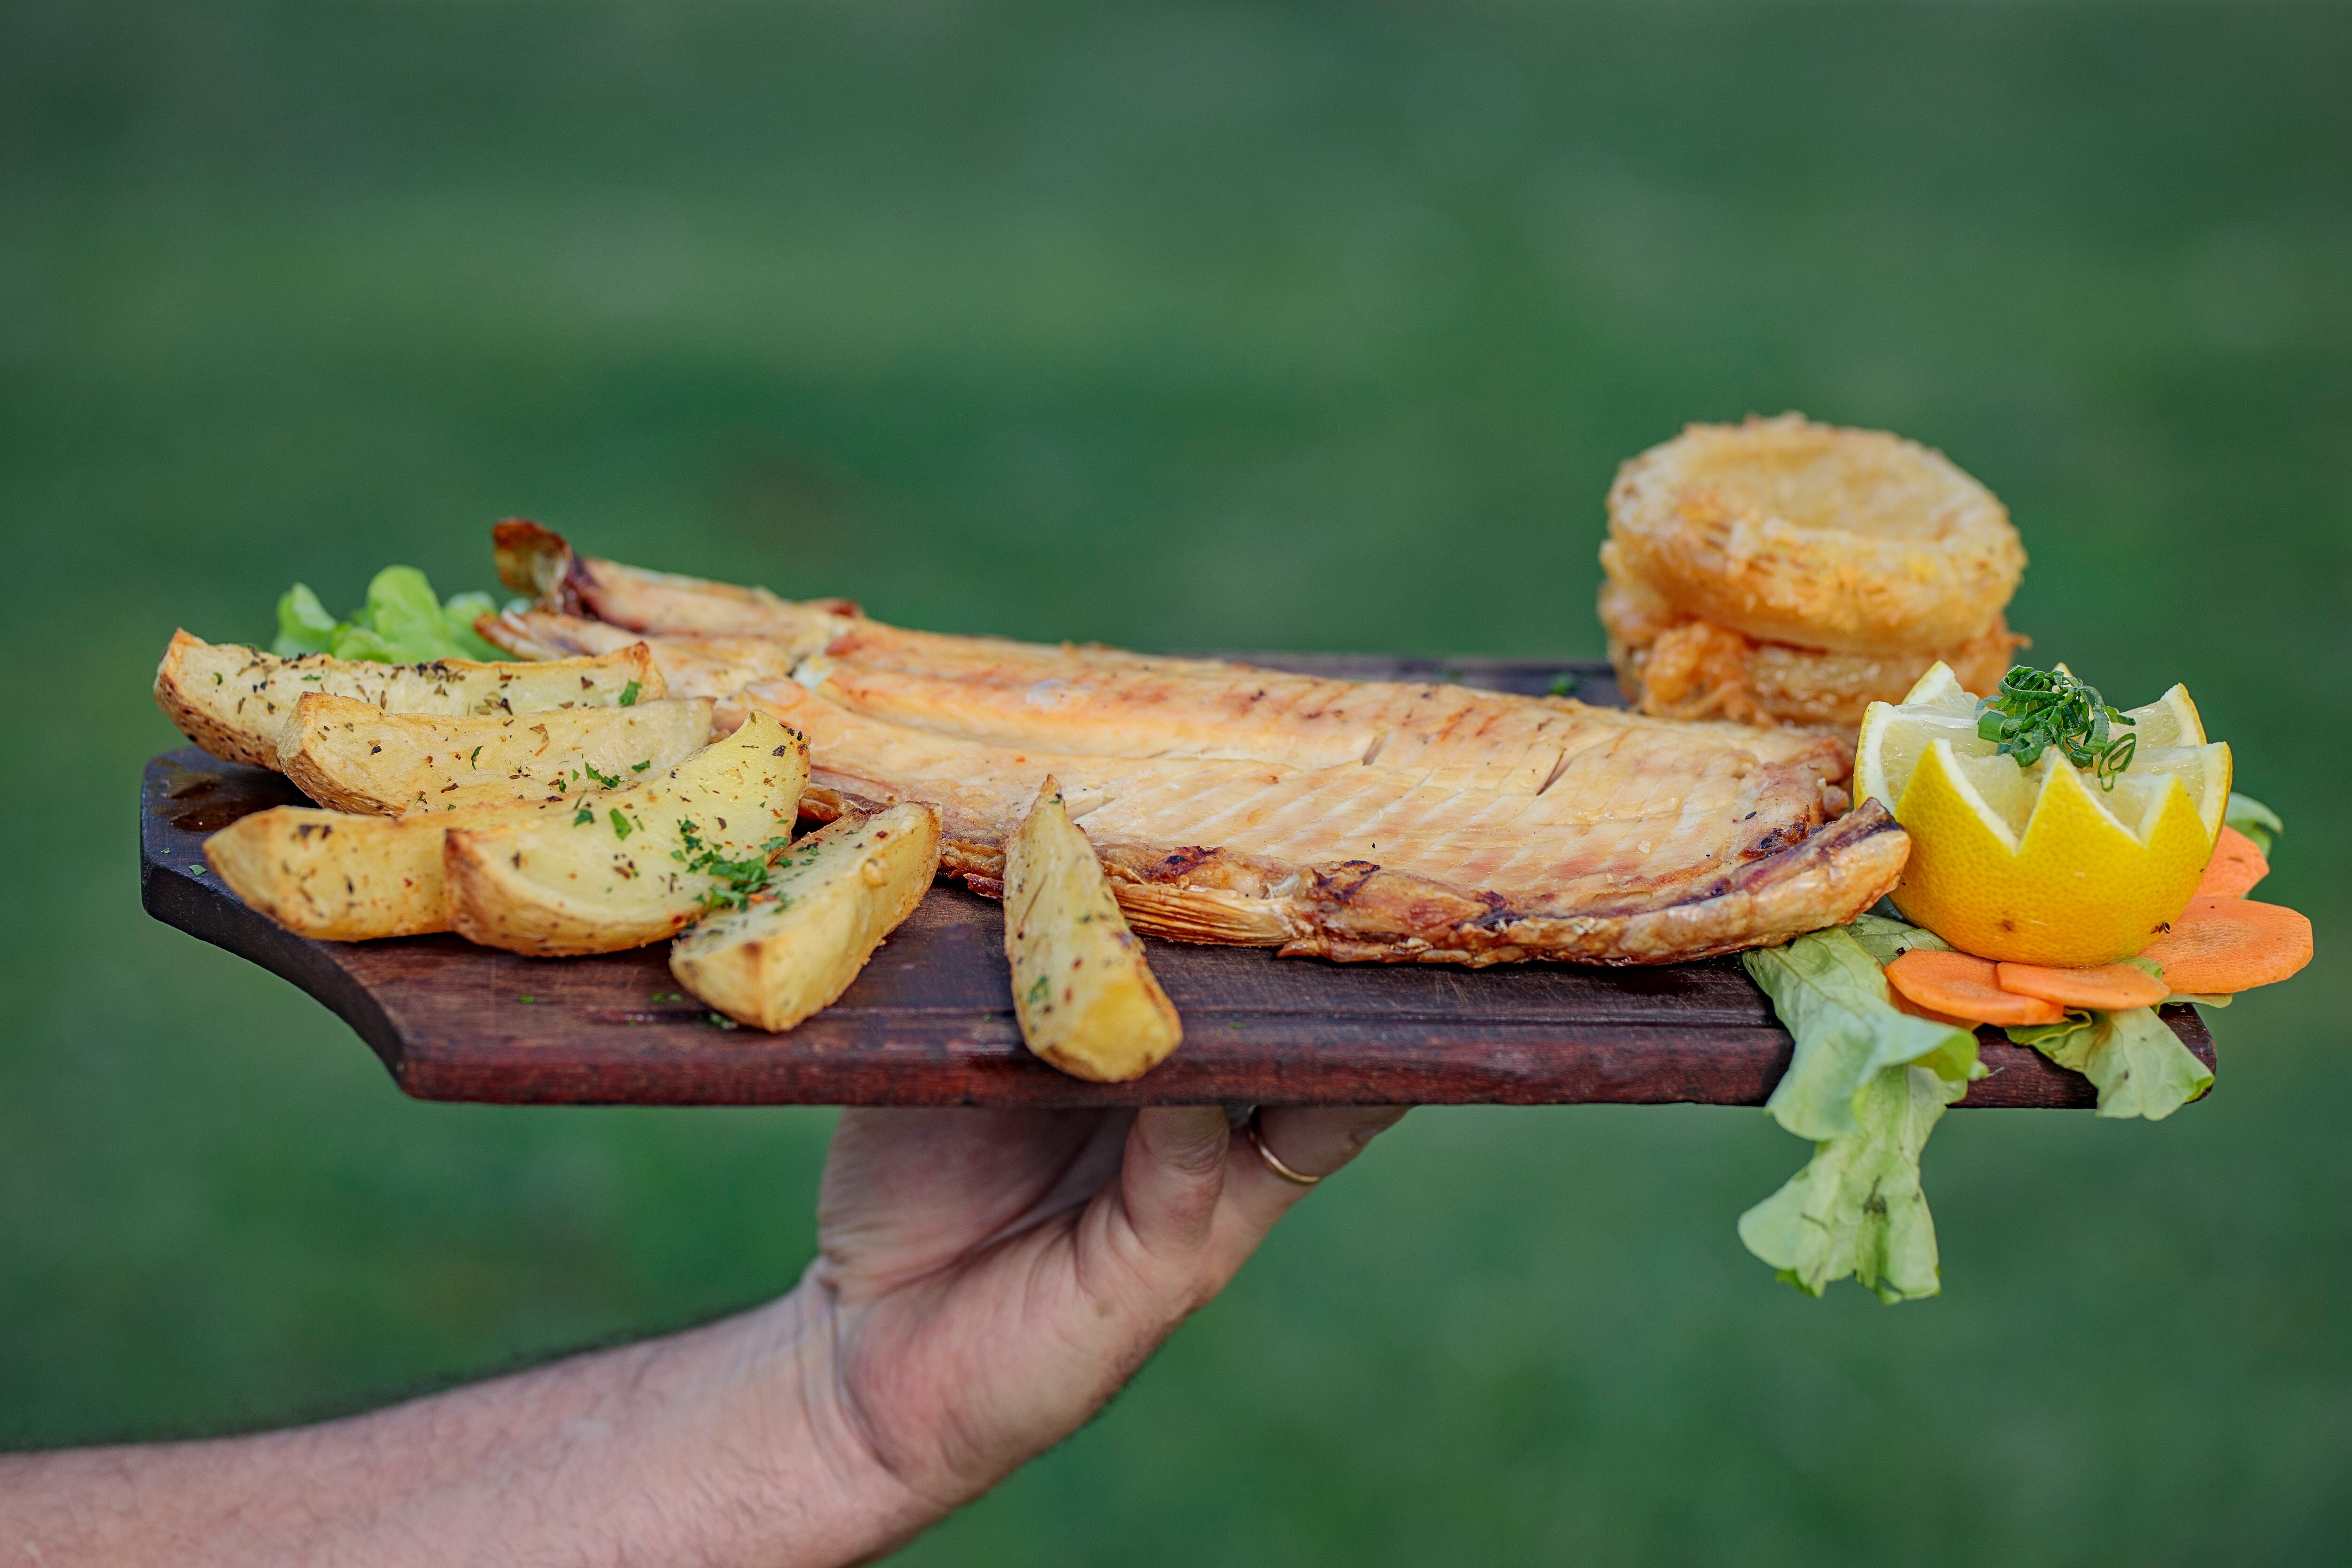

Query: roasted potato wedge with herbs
[154,630,662,771]
[279,692,713,817]
[445,710,810,956]
[204,799,571,941]
[1003,778,1182,1082]
[670,803,942,1031]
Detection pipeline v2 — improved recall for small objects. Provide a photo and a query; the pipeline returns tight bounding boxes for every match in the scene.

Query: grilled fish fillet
[489,520,1905,963]
[486,522,1851,783]
[794,647,1849,795]
[748,678,1904,965]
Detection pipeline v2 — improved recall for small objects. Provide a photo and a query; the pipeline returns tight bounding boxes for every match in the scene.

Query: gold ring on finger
[1245,1107,1322,1187]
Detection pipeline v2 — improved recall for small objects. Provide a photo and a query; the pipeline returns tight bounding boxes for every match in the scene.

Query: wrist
[710,1275,937,1567]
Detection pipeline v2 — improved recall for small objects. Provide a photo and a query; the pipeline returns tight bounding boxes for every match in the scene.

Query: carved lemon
[1856,664,2229,965]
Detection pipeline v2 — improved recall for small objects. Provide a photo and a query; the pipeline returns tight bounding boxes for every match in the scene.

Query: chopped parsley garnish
[1976,665,2137,790]
[573,803,595,826]
[667,818,784,912]
[690,848,774,912]
[469,745,482,767]
[583,761,624,788]
[631,760,651,772]
[619,680,641,707]
[1023,975,1051,1006]
[609,808,633,839]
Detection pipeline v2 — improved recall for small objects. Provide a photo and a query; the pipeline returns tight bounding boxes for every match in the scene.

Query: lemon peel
[1858,663,2229,965]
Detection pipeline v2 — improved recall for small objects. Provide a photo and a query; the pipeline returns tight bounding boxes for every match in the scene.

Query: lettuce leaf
[2007,1005,2212,1121]
[272,583,340,655]
[2004,1011,2093,1058]
[2225,792,2283,857]
[439,591,505,660]
[1740,921,1985,1302]
[268,566,509,664]
[1745,905,2214,1303]
[1744,928,1980,1142]
[1843,910,1952,966]
[1739,1062,1963,1304]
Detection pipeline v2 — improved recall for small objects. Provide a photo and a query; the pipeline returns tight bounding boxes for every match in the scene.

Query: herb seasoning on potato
[1002,778,1182,1083]
[278,693,713,816]
[670,802,941,1032]
[154,631,662,770]
[444,711,810,956]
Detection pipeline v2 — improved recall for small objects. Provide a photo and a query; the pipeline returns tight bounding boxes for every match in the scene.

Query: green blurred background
[4,0,2347,1560]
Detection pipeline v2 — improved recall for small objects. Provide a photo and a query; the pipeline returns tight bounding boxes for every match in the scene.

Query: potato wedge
[670,803,942,1031]
[279,692,713,816]
[1003,777,1182,1082]
[154,630,663,770]
[445,710,810,955]
[204,799,567,940]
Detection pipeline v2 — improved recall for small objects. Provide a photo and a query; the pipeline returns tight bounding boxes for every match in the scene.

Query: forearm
[0,1281,921,1568]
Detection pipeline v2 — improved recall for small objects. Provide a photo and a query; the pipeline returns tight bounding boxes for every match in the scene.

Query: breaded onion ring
[1601,567,2023,730]
[1605,414,2025,655]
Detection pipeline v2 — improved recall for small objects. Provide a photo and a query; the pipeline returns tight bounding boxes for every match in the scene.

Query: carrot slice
[1891,989,1978,1030]
[2196,826,2270,898]
[1995,961,2169,1011]
[1885,949,2066,1026]
[2137,897,2313,995]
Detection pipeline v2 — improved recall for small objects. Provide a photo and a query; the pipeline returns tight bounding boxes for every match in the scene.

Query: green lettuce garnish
[1740,923,1984,1301]
[1746,862,2239,1297]
[1744,928,1980,1141]
[1843,910,1952,965]
[1739,1062,1963,1304]
[2007,1005,2212,1121]
[2225,792,2283,856]
[272,566,505,663]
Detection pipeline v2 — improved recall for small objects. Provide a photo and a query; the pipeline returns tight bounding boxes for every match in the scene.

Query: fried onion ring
[1606,414,2025,655]
[1601,564,2023,730]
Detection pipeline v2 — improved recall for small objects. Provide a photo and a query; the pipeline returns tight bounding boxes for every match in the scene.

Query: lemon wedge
[1856,663,2230,965]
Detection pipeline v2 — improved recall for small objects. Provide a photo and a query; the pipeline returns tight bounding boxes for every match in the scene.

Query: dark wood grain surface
[139,656,2214,1109]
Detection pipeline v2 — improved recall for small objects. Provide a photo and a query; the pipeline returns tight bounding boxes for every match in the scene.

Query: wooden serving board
[138,656,2213,1109]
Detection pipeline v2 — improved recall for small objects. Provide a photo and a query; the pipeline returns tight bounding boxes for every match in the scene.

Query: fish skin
[492,517,860,638]
[748,678,1907,965]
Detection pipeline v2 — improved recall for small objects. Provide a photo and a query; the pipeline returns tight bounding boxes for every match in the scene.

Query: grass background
[4,0,2348,1560]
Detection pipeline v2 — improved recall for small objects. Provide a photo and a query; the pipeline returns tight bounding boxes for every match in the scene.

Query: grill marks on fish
[485,527,1906,963]
[747,678,1904,963]
[803,658,1564,792]
[794,639,1850,800]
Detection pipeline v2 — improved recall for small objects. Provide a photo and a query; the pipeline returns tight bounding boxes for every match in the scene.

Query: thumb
[1117,1105,1230,1258]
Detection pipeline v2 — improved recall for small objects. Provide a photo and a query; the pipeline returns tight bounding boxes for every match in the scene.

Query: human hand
[795,1104,1408,1548]
[0,1103,1405,1568]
